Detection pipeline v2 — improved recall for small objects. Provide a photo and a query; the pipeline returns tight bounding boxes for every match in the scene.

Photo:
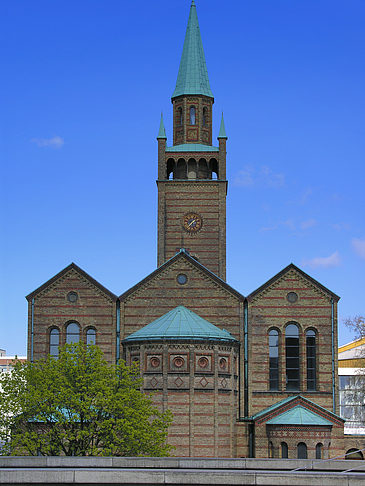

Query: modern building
[0,350,26,374]
[25,1,362,459]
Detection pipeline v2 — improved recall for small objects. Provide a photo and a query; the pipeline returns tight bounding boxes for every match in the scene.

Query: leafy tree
[0,343,172,456]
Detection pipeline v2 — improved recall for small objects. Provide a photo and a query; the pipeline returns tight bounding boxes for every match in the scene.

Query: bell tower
[157,1,228,280]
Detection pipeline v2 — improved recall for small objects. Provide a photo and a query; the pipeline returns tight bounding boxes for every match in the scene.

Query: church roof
[157,113,167,139]
[266,405,333,426]
[218,113,227,139]
[123,305,237,343]
[172,1,213,99]
[166,143,219,153]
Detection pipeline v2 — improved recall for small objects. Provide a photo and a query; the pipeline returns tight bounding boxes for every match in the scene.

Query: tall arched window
[269,329,279,390]
[178,107,183,126]
[190,106,196,125]
[86,328,96,346]
[316,443,323,459]
[202,107,207,126]
[297,442,307,459]
[49,328,59,358]
[66,322,80,344]
[306,329,316,390]
[281,442,288,459]
[286,323,300,390]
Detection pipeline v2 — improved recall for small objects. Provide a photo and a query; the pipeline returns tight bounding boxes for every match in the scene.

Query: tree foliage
[0,343,172,456]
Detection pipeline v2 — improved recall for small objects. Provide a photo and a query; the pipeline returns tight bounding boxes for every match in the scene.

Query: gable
[26,263,117,303]
[247,263,340,304]
[120,251,244,340]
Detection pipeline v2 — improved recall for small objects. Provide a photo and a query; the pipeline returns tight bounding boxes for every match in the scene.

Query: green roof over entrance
[266,405,333,426]
[123,306,237,343]
[172,2,213,99]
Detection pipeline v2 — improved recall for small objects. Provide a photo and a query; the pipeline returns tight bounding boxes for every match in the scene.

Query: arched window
[269,329,279,390]
[176,159,187,179]
[66,322,80,344]
[187,159,197,179]
[286,323,300,390]
[281,442,288,459]
[190,106,196,125]
[346,448,364,460]
[316,443,323,459]
[297,442,307,459]
[306,329,316,390]
[178,107,183,126]
[86,328,96,346]
[49,328,59,358]
[268,441,274,458]
[202,107,207,126]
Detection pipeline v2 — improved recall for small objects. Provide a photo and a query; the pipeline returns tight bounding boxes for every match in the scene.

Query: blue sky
[1,0,364,355]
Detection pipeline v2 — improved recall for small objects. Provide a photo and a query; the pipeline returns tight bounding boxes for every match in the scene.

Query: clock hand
[188,219,196,227]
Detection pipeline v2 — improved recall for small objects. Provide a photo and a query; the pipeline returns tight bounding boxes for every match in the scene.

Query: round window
[177,274,188,285]
[67,291,78,303]
[287,292,298,303]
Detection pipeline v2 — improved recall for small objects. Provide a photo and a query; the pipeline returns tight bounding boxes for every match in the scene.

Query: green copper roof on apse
[172,1,213,99]
[157,113,167,139]
[266,405,333,426]
[123,306,237,342]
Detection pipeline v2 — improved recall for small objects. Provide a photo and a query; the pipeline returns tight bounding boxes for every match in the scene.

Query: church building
[27,1,355,459]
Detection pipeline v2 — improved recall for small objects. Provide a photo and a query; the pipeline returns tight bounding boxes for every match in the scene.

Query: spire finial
[218,112,227,139]
[157,112,167,139]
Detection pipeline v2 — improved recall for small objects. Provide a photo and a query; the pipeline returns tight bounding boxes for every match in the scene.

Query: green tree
[0,343,172,456]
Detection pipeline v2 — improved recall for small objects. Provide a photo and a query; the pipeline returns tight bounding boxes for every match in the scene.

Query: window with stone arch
[297,442,307,459]
[189,106,196,125]
[281,442,288,459]
[285,322,300,391]
[269,328,279,390]
[86,327,96,346]
[66,321,80,344]
[49,328,60,359]
[306,328,317,390]
[316,443,323,459]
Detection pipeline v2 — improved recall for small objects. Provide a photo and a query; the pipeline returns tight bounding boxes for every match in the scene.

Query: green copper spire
[218,112,227,138]
[172,1,213,99]
[157,112,167,139]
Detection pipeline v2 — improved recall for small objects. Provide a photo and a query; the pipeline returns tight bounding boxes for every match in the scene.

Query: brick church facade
[26,1,357,459]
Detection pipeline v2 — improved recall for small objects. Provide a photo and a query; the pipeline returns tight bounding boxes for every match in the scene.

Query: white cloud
[234,165,284,188]
[31,136,64,148]
[302,251,341,269]
[300,218,317,230]
[352,238,365,259]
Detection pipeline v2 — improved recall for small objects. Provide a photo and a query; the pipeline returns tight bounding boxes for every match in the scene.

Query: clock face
[183,212,203,233]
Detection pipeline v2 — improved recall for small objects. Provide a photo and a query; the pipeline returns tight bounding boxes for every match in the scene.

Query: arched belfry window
[49,328,59,358]
[297,442,307,459]
[190,106,196,125]
[269,329,279,390]
[306,329,316,390]
[86,328,96,346]
[285,323,300,390]
[202,107,207,126]
[66,322,80,344]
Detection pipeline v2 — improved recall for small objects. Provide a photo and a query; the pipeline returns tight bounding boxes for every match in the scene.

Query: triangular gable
[266,405,333,426]
[119,250,245,302]
[247,263,340,302]
[26,262,117,301]
[252,395,344,426]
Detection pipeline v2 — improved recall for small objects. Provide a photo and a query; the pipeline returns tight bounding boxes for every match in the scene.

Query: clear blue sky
[1,0,364,355]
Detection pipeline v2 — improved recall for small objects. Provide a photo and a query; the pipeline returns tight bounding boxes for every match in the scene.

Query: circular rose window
[67,291,78,303]
[150,357,161,368]
[287,292,298,303]
[177,274,188,285]
[198,357,209,368]
[173,356,185,368]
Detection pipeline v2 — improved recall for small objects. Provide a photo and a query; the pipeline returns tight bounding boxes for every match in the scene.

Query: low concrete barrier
[0,456,364,485]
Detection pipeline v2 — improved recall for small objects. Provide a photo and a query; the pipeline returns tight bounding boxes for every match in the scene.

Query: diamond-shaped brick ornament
[199,377,208,387]
[174,377,184,387]
[221,378,227,388]
[150,377,158,388]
